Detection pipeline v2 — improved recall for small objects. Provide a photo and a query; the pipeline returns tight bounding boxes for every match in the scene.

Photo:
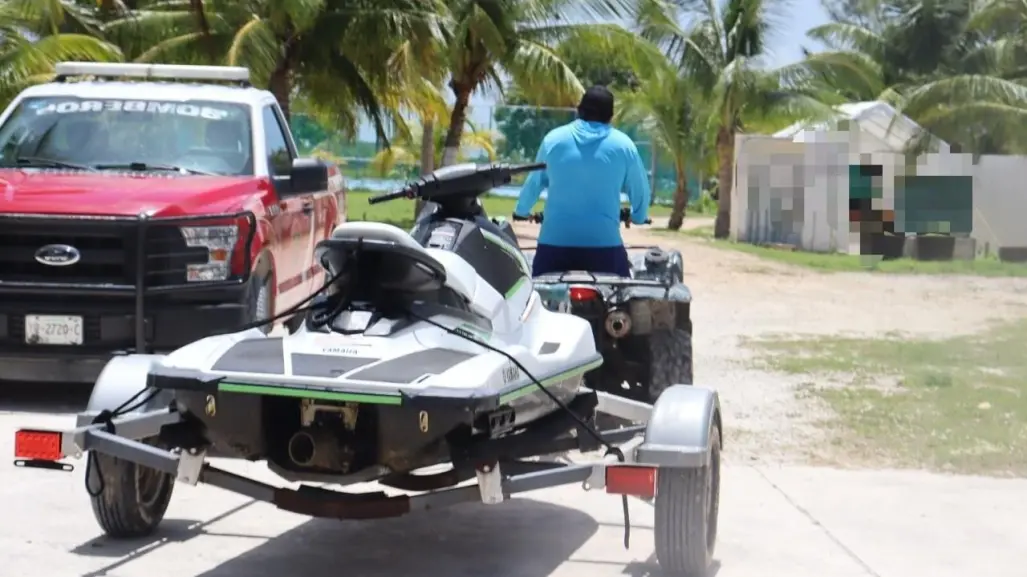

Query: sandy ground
[516,217,1027,463]
[4,217,1027,576]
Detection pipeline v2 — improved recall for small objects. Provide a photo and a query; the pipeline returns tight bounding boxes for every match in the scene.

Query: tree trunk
[414,118,435,218]
[188,0,218,63]
[667,163,689,230]
[419,119,435,176]
[269,62,292,122]
[649,146,658,206]
[441,85,471,167]
[713,126,735,239]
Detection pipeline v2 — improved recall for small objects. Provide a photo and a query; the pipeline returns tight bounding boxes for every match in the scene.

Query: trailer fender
[636,385,721,468]
[76,354,172,428]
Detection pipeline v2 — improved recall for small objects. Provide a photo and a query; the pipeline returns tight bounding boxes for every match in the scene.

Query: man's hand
[512,213,530,222]
[620,206,651,227]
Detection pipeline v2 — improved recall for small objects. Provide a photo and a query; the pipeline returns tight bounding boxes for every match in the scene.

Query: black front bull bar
[15,407,651,521]
[0,211,258,353]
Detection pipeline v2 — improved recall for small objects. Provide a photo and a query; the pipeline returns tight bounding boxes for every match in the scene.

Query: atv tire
[655,424,721,576]
[648,327,693,402]
[88,442,175,538]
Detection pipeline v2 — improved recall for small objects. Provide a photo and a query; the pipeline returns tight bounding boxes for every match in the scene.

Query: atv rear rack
[14,388,718,521]
[533,271,672,288]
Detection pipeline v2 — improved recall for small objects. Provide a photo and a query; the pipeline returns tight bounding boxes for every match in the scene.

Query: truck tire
[247,273,273,334]
[648,327,693,402]
[655,424,721,576]
[88,447,175,538]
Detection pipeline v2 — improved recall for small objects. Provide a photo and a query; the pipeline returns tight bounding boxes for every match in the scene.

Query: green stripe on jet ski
[218,382,403,405]
[498,357,603,404]
[504,276,527,299]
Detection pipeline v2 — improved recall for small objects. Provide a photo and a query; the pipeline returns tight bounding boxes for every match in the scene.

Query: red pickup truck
[0,62,345,383]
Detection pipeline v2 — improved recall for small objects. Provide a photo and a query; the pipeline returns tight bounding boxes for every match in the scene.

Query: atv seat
[319,222,447,293]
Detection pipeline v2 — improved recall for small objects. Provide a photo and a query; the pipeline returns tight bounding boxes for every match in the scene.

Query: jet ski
[146,162,602,484]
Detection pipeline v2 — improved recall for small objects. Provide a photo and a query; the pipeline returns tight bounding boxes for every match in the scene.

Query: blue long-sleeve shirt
[514,119,650,247]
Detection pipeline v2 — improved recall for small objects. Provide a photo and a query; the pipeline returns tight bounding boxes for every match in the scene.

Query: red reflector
[569,286,599,301]
[14,429,63,461]
[606,466,657,498]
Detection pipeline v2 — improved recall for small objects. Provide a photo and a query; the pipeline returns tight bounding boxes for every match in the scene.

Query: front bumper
[0,293,249,383]
[0,211,257,383]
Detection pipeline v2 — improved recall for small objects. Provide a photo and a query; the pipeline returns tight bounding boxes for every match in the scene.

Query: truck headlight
[180,225,239,281]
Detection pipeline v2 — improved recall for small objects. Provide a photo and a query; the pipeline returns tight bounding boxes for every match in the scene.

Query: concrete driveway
[3,389,1025,577]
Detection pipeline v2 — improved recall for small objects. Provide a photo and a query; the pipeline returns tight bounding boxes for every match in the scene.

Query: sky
[356,0,832,142]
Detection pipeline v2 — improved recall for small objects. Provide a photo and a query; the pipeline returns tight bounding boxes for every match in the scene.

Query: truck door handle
[301,202,314,215]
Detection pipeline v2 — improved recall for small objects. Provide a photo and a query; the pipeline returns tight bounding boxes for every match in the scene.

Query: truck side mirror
[289,158,329,194]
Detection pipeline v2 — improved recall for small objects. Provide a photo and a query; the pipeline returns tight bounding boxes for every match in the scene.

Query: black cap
[577,85,614,123]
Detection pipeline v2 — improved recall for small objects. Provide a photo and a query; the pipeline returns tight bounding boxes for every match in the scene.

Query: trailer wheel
[654,424,720,576]
[88,446,175,539]
[648,327,693,402]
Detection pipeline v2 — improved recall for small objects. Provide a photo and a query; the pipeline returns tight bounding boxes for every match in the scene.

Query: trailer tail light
[14,429,63,461]
[605,465,657,499]
[569,286,599,302]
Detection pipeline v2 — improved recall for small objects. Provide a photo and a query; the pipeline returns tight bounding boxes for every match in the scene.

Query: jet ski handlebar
[513,207,652,228]
[368,162,546,205]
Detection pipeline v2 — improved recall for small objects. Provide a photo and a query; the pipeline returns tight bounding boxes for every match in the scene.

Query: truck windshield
[0,97,254,176]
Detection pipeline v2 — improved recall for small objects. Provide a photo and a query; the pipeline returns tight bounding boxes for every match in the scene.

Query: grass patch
[345,188,673,229]
[746,321,1027,475]
[675,226,1027,277]
[676,225,715,238]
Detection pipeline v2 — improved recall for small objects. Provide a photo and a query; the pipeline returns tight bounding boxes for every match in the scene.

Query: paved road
[3,386,1026,577]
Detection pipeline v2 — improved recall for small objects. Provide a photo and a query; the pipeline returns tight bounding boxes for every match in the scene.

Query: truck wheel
[655,424,721,577]
[648,327,693,402]
[247,273,273,334]
[88,447,175,538]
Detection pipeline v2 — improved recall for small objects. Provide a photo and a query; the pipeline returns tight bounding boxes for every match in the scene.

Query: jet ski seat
[318,222,475,302]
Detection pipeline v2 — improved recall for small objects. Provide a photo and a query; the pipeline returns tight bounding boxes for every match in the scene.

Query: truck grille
[0,218,206,286]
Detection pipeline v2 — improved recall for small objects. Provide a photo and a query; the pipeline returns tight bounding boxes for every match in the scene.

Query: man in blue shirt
[513,85,651,277]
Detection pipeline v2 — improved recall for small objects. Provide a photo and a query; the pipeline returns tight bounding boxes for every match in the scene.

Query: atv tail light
[14,429,64,461]
[605,465,657,498]
[569,286,599,302]
[179,216,249,281]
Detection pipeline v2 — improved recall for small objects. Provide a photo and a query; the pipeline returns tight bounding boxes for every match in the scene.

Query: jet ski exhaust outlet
[287,428,351,471]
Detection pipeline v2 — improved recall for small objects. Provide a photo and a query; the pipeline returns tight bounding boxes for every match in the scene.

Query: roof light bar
[54,62,250,83]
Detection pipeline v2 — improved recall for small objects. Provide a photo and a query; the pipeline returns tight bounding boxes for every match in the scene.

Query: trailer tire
[654,424,720,577]
[88,444,175,539]
[648,327,693,402]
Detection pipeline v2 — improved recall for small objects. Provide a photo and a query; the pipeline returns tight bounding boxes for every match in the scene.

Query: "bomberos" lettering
[34,100,230,120]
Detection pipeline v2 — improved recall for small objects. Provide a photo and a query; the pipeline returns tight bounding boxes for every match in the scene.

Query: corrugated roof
[772,101,942,150]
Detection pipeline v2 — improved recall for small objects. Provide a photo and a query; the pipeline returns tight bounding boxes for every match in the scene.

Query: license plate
[24,315,84,346]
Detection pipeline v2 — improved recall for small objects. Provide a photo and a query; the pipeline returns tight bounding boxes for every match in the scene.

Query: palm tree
[435,0,637,167]
[791,0,1027,154]
[617,54,714,230]
[0,2,123,107]
[102,0,444,141]
[637,0,831,238]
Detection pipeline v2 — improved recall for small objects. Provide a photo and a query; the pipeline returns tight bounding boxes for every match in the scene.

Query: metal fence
[289,105,701,204]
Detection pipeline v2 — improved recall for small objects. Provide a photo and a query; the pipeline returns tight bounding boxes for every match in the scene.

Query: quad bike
[519,208,693,408]
[14,163,721,577]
